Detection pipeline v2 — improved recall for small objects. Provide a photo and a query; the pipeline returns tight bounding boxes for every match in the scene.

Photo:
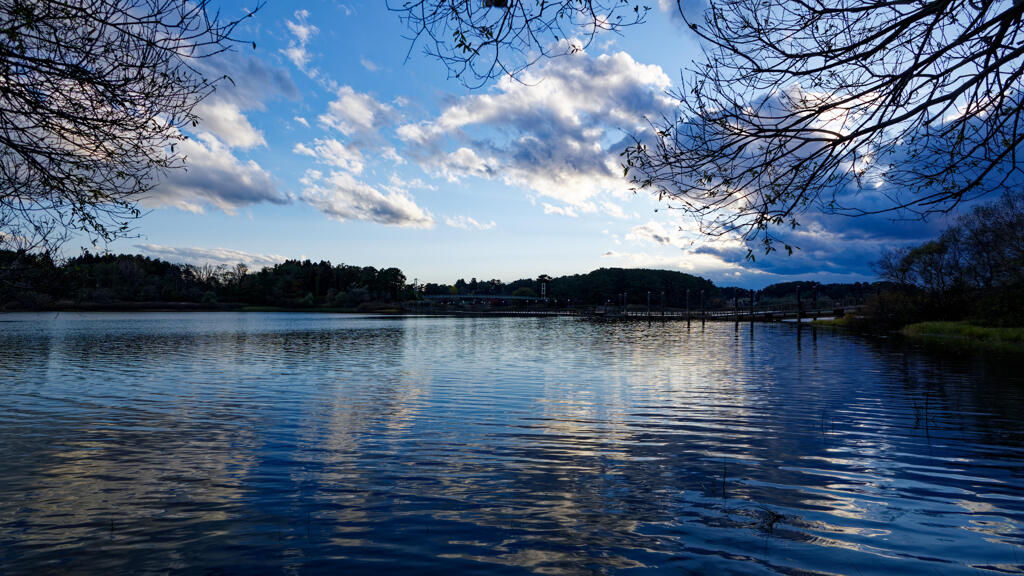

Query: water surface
[1,312,1022,574]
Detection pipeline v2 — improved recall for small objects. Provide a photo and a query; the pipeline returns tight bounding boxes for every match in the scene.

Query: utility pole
[686,289,691,324]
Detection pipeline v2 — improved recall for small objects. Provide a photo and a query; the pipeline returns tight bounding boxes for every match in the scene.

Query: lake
[0,312,1021,574]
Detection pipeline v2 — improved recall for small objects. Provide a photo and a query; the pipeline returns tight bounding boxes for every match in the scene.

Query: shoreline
[814,316,1024,355]
[900,321,1024,355]
[0,302,404,314]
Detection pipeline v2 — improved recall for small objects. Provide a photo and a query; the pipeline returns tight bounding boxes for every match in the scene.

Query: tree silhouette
[388,0,647,86]
[0,0,258,252]
[395,0,1024,255]
[625,0,1024,255]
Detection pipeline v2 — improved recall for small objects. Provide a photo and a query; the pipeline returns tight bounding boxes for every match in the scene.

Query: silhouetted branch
[389,0,648,86]
[0,0,259,252]
[624,0,1024,255]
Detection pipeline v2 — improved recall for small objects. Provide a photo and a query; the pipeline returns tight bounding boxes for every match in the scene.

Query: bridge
[404,304,856,322]
[581,307,852,322]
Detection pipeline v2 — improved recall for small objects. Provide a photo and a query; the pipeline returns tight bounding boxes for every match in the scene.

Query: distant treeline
[0,252,882,312]
[421,268,717,307]
[4,194,1020,325]
[424,268,879,309]
[871,194,1024,328]
[0,252,413,310]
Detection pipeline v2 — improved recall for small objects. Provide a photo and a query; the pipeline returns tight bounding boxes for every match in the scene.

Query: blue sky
[99,0,961,288]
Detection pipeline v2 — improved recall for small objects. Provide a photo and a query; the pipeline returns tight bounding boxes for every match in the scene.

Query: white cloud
[147,133,286,213]
[194,100,265,149]
[381,147,406,165]
[293,138,365,174]
[625,221,674,245]
[291,89,409,225]
[319,86,397,141]
[188,55,296,152]
[445,215,496,230]
[144,56,295,215]
[281,10,319,71]
[398,50,675,213]
[197,53,300,108]
[286,11,317,43]
[300,170,434,228]
[389,174,435,190]
[600,201,629,219]
[395,123,428,144]
[134,244,287,269]
[431,147,498,182]
[294,116,309,127]
[360,58,379,71]
[600,248,743,275]
[542,203,579,218]
[282,45,309,70]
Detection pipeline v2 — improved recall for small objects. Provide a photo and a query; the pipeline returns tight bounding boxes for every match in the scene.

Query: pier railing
[402,305,857,321]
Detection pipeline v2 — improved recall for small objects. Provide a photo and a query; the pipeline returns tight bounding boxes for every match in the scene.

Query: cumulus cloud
[626,221,674,245]
[602,82,994,281]
[600,210,894,283]
[282,10,319,71]
[601,248,744,275]
[397,50,675,218]
[290,85,426,229]
[134,244,287,269]
[542,203,579,217]
[194,100,265,149]
[600,201,629,219]
[191,55,297,150]
[198,54,300,108]
[597,243,871,287]
[593,203,954,283]
[145,55,297,215]
[651,81,1010,257]
[388,174,435,190]
[293,138,365,174]
[319,86,398,142]
[610,204,942,281]
[430,147,499,182]
[445,215,496,230]
[381,147,406,165]
[701,211,953,278]
[299,170,434,228]
[146,133,286,213]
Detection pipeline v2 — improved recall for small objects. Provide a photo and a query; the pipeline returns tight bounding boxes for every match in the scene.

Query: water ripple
[0,312,1021,574]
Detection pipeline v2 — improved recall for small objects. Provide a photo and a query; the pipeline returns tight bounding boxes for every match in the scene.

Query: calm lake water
[0,312,1022,575]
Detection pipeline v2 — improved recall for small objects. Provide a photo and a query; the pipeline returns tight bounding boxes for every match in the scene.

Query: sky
[97,0,965,288]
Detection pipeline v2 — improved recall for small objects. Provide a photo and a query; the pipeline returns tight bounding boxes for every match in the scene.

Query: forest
[0,250,883,313]
[0,252,413,310]
[11,195,1020,316]
[869,195,1024,328]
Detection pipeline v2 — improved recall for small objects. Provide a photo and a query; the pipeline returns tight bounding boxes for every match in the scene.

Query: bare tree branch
[395,0,1024,258]
[0,0,259,253]
[624,0,1024,256]
[388,0,649,87]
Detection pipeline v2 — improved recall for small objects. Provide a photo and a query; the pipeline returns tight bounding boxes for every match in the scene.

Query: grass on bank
[900,321,1024,354]
[240,306,403,314]
[812,316,852,328]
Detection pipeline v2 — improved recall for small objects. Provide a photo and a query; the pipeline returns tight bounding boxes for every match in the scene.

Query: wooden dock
[581,308,849,322]
[406,307,854,322]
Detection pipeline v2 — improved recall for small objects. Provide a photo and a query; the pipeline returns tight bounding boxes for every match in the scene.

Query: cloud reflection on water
[0,313,1021,574]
